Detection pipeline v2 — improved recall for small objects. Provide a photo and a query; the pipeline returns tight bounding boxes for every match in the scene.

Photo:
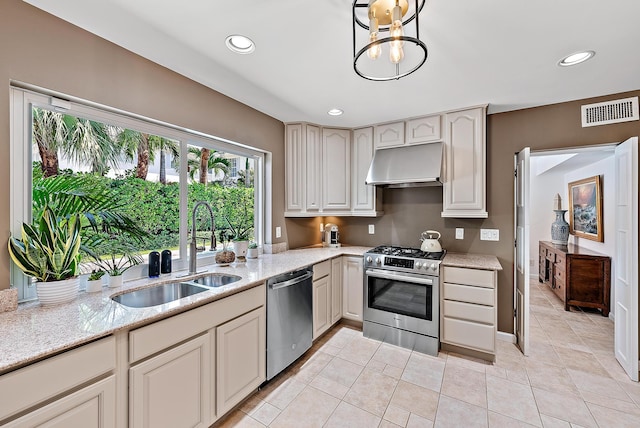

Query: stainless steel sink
[185,273,242,288]
[111,282,209,308]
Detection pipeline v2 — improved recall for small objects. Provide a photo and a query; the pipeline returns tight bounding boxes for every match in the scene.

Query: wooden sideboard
[538,241,611,316]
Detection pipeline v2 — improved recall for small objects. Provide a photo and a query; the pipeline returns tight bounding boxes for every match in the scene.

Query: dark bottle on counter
[148,251,160,278]
[161,249,172,274]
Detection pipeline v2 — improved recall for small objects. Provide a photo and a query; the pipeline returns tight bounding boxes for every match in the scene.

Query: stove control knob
[430,263,437,271]
[415,262,422,269]
[375,258,382,265]
[366,256,373,264]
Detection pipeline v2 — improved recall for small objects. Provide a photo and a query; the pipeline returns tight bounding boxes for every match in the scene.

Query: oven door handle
[365,269,434,286]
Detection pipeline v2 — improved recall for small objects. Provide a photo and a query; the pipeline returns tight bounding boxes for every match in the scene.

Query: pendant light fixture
[353,0,427,81]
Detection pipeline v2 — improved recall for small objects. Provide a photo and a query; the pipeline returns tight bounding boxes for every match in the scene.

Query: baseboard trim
[497,331,516,343]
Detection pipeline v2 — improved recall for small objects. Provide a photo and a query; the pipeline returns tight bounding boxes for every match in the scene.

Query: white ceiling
[24,0,640,128]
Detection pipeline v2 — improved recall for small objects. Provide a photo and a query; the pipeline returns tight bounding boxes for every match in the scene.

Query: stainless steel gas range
[363,245,445,356]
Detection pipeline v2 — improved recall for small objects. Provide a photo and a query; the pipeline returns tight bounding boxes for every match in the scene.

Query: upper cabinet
[322,128,351,211]
[373,122,405,149]
[286,124,381,217]
[285,105,487,218]
[352,127,382,215]
[285,124,305,212]
[441,106,488,218]
[406,115,441,145]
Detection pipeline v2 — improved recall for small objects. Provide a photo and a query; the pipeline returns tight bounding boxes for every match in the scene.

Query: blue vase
[551,209,569,246]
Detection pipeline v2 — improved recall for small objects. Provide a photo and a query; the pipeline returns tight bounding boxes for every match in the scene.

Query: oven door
[364,268,439,337]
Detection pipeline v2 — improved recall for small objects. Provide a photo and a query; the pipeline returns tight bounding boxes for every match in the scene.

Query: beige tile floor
[215,279,640,427]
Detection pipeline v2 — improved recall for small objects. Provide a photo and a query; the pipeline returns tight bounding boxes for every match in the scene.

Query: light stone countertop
[0,246,370,374]
[443,252,503,271]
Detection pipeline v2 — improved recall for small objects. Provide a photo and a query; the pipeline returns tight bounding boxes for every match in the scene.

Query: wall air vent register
[581,96,639,127]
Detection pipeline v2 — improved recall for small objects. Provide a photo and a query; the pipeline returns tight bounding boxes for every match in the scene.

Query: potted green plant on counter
[246,242,259,259]
[85,240,143,288]
[218,190,254,262]
[86,269,106,293]
[214,229,236,265]
[8,206,82,306]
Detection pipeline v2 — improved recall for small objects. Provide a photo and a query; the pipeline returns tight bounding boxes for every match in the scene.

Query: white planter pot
[232,241,249,259]
[86,279,104,293]
[246,248,259,259]
[36,277,80,306]
[108,274,124,288]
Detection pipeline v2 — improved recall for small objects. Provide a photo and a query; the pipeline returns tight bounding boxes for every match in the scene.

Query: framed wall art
[568,175,603,242]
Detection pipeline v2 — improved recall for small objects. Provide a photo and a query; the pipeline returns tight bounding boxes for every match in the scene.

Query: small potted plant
[218,192,253,261]
[86,240,143,288]
[215,229,235,265]
[86,269,106,293]
[246,242,259,259]
[8,206,82,306]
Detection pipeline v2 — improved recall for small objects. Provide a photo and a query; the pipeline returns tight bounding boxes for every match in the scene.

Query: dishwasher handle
[269,271,313,290]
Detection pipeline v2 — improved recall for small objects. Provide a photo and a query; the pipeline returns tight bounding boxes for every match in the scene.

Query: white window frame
[10,85,269,301]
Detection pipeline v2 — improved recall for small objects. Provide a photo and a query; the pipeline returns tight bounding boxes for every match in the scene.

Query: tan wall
[289,90,640,333]
[0,0,286,288]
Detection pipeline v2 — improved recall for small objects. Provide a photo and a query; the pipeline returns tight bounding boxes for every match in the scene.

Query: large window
[11,87,266,301]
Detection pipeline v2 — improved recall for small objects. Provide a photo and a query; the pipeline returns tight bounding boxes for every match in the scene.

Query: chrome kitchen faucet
[186,201,216,276]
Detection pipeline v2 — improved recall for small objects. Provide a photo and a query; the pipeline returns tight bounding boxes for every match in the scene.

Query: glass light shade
[389,44,404,63]
[367,33,381,60]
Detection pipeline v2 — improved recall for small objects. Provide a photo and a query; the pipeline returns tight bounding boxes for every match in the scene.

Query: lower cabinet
[441,266,497,359]
[128,284,266,427]
[216,307,266,415]
[130,334,212,428]
[331,257,343,324]
[342,256,364,322]
[3,376,116,428]
[312,260,334,339]
[0,336,116,427]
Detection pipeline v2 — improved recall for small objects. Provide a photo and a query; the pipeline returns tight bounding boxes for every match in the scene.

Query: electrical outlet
[455,228,464,239]
[480,228,499,241]
[275,226,281,238]
[368,224,375,234]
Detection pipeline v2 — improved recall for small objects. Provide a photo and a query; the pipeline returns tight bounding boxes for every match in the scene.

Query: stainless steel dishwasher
[266,266,313,380]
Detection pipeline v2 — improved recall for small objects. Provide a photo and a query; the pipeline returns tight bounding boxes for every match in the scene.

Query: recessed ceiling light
[328,108,343,116]
[558,50,595,67]
[225,35,255,54]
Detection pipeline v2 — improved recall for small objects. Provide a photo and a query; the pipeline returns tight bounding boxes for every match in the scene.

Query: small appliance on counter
[420,230,443,252]
[323,223,340,248]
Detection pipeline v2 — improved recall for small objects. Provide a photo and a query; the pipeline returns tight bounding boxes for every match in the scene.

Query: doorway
[515,140,638,381]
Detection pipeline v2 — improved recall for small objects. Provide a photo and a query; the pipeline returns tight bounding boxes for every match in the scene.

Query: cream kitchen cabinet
[305,124,322,211]
[441,106,488,218]
[342,256,364,322]
[312,260,332,339]
[0,337,117,427]
[216,307,266,415]
[128,284,265,427]
[130,334,212,428]
[441,266,497,360]
[285,123,306,213]
[3,376,116,428]
[352,127,383,216]
[331,257,344,324]
[373,121,405,149]
[406,114,441,145]
[322,128,351,211]
[285,124,353,216]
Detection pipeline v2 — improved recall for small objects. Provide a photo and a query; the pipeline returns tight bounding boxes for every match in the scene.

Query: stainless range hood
[365,142,443,188]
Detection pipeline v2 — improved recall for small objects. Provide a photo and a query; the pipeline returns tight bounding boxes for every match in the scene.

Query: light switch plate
[455,228,464,239]
[368,224,375,234]
[275,226,281,238]
[480,228,499,241]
